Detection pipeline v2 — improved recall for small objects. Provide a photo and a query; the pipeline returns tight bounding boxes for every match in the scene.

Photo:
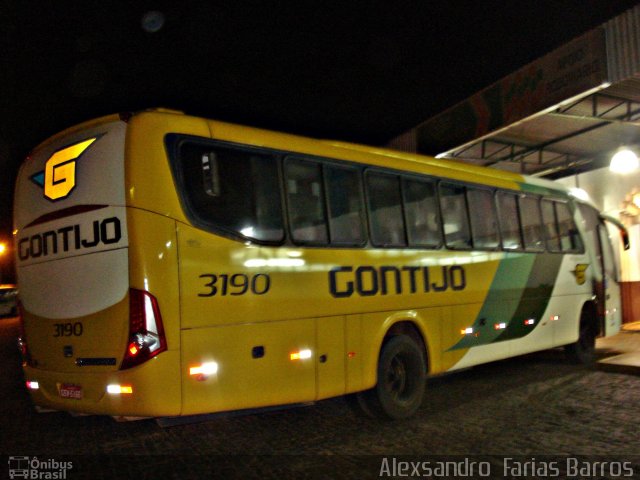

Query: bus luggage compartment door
[181,318,316,415]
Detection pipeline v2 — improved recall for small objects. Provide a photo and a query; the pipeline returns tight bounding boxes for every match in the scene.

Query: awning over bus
[388,4,640,180]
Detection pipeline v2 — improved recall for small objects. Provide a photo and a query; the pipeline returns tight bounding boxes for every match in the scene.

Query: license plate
[59,384,83,399]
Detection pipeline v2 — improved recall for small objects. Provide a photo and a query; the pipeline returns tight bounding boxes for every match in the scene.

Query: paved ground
[1,316,639,479]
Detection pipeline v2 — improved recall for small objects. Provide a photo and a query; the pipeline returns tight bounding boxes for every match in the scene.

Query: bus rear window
[173,141,284,242]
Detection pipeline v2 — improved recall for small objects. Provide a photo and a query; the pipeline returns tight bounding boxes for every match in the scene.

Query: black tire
[356,335,426,420]
[565,309,597,365]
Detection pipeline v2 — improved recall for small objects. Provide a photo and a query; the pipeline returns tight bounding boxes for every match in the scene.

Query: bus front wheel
[565,308,597,365]
[356,335,426,420]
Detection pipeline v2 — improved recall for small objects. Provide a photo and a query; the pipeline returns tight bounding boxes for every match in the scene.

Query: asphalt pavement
[1,316,639,479]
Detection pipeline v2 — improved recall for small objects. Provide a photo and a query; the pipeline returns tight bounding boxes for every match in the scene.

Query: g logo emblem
[32,137,98,201]
[572,264,589,285]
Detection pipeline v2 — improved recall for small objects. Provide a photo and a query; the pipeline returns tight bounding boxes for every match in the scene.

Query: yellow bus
[14,109,629,421]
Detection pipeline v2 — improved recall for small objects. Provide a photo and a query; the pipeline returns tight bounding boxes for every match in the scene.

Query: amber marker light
[189,362,219,380]
[290,349,312,360]
[107,384,133,395]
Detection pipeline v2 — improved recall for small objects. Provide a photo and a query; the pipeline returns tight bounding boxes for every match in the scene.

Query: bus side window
[541,199,561,252]
[519,195,545,251]
[284,158,329,244]
[497,192,522,251]
[467,187,500,249]
[439,183,472,249]
[366,172,407,247]
[556,202,584,252]
[325,165,366,245]
[402,178,441,248]
[177,143,284,242]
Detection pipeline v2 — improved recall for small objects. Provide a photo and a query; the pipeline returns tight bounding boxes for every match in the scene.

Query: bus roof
[27,109,571,197]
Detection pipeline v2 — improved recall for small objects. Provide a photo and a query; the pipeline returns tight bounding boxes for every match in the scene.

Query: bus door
[597,220,624,335]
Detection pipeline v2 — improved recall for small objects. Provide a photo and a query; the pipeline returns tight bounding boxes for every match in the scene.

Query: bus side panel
[181,319,316,416]
[316,315,347,400]
[345,314,364,394]
[548,252,595,347]
[126,208,182,412]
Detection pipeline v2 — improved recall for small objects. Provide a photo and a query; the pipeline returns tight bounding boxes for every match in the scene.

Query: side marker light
[107,384,133,395]
[290,349,312,360]
[189,362,219,380]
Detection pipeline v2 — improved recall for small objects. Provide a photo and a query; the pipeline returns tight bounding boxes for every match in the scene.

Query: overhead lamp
[610,148,639,174]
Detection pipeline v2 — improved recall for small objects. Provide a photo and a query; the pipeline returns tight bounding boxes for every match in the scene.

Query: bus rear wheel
[356,335,426,420]
[565,308,597,366]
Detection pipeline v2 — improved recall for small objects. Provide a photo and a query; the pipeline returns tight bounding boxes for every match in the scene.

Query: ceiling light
[610,149,639,174]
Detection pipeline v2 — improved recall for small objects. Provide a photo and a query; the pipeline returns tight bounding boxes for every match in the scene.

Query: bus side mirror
[621,229,630,251]
[601,214,630,251]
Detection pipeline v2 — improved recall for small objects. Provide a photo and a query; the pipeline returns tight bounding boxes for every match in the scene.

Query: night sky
[1,0,639,252]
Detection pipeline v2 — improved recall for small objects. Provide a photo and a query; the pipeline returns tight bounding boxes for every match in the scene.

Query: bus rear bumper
[23,350,182,417]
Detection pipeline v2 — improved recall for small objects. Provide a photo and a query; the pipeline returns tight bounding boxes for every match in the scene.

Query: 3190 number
[198,273,270,297]
[53,322,83,337]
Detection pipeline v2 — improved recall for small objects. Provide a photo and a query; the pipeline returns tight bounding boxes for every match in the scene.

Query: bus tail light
[26,380,39,390]
[120,289,167,370]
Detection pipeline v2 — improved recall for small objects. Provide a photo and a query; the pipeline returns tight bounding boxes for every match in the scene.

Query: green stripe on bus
[494,253,563,341]
[447,252,563,350]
